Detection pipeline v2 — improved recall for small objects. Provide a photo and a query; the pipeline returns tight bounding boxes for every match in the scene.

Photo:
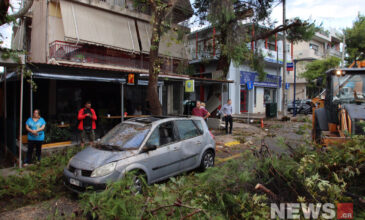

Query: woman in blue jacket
[24,109,46,166]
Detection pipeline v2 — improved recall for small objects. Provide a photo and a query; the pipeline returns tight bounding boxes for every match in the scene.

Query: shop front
[240,71,281,114]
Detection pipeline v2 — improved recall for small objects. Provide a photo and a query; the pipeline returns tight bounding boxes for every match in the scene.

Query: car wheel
[199,150,215,171]
[132,172,146,195]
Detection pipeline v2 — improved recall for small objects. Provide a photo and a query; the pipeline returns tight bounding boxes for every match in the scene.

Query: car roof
[126,116,203,125]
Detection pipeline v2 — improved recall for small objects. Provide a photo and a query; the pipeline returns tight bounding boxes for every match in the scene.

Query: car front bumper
[63,168,120,193]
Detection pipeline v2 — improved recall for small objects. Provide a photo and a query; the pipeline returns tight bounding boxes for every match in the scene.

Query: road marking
[224,141,240,147]
[216,153,242,164]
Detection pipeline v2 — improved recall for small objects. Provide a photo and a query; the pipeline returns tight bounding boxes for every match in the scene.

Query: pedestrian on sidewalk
[222,99,233,134]
[78,101,97,147]
[192,101,210,119]
[24,109,46,166]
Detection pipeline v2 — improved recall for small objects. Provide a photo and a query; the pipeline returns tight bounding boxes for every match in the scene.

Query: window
[193,120,204,134]
[145,122,177,147]
[176,120,200,140]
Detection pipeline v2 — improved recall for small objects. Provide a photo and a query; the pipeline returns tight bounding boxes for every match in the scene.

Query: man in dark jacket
[78,101,97,147]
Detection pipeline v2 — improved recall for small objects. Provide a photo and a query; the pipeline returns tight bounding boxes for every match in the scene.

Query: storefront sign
[185,80,195,92]
[240,71,281,88]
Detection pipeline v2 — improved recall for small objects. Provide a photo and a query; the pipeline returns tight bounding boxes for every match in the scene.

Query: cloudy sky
[271,0,365,30]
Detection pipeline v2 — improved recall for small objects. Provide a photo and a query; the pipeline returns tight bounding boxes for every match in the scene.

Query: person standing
[192,101,210,119]
[221,99,233,134]
[78,101,97,147]
[25,109,46,166]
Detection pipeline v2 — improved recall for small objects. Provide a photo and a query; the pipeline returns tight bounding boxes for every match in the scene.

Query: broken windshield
[332,74,365,103]
[98,123,150,150]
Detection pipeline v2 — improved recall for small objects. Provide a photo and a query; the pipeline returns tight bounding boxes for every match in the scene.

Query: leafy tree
[300,56,341,98]
[193,0,316,78]
[133,0,192,115]
[344,14,365,63]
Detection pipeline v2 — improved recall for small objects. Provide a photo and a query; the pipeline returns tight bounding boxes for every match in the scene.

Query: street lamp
[293,58,316,116]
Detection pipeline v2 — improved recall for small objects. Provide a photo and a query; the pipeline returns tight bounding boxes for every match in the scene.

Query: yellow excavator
[312,61,365,145]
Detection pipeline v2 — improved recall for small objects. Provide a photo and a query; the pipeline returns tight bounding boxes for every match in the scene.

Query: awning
[32,72,126,83]
[137,20,187,59]
[60,0,139,52]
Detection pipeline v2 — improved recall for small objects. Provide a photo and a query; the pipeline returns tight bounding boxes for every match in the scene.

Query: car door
[141,121,183,182]
[175,119,203,170]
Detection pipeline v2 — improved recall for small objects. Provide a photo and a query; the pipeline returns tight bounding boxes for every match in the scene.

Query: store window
[264,88,276,104]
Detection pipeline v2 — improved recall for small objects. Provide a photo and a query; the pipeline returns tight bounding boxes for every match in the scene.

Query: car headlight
[91,162,117,178]
[66,156,74,170]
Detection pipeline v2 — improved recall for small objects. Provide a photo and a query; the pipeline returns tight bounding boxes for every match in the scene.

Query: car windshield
[97,123,150,151]
[332,74,365,103]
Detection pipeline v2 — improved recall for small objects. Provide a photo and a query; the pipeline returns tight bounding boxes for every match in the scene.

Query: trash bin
[265,103,277,118]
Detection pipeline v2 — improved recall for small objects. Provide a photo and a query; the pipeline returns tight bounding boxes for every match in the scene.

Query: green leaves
[300,56,341,97]
[344,14,365,62]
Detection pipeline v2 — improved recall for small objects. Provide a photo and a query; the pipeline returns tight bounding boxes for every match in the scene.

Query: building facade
[287,31,342,101]
[187,26,293,114]
[3,0,193,150]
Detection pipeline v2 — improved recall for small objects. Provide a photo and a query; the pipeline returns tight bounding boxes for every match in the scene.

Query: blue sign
[240,71,281,88]
[287,62,294,71]
[246,81,253,90]
[285,83,290,90]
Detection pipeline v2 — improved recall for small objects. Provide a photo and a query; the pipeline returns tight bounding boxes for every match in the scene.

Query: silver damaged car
[63,116,216,192]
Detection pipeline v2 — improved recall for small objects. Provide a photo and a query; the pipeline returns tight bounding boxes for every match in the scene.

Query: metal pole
[3,67,7,155]
[293,60,297,116]
[18,68,24,168]
[121,83,124,122]
[341,34,345,68]
[282,0,287,117]
[30,72,33,116]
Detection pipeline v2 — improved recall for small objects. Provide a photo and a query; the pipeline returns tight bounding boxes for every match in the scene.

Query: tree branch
[8,0,34,21]
[253,20,303,41]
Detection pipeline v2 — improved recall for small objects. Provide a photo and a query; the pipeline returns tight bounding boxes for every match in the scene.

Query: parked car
[287,99,312,115]
[63,116,215,193]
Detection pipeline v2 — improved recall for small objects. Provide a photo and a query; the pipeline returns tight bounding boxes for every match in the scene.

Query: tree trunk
[147,10,163,115]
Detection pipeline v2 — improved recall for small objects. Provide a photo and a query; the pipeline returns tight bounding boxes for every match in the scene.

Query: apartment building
[187,25,293,115]
[287,31,342,100]
[4,0,193,144]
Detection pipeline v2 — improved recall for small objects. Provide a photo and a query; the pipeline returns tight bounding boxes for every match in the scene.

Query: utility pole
[281,0,287,117]
[341,33,345,68]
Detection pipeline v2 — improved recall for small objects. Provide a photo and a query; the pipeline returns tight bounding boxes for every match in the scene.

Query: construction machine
[312,67,365,145]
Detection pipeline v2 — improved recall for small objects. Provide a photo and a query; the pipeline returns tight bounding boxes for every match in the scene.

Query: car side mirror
[143,144,157,152]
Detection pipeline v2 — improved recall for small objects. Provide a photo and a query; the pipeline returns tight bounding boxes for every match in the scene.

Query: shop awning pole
[30,72,33,116]
[18,67,24,168]
[3,67,7,155]
[121,83,124,122]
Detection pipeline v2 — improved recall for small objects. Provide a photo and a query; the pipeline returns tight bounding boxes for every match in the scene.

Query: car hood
[70,147,139,170]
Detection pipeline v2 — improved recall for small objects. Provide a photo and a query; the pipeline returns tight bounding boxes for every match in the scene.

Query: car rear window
[175,120,200,140]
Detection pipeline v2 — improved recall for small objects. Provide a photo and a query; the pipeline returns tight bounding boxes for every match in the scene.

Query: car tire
[131,171,146,195]
[199,150,215,171]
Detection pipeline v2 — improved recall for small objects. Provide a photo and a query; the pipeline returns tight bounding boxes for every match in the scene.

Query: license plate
[70,178,80,186]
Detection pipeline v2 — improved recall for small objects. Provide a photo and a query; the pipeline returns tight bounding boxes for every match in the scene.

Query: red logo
[337,203,353,219]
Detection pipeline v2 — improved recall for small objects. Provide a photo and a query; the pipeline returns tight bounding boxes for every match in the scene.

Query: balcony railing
[191,50,220,61]
[49,40,178,73]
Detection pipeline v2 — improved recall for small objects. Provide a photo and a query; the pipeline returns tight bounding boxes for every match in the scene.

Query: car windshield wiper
[99,144,123,151]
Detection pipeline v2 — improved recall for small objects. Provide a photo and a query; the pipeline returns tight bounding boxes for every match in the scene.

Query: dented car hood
[70,147,139,170]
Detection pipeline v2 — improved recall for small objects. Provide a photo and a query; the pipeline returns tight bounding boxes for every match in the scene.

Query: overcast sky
[1,0,365,48]
[271,0,365,31]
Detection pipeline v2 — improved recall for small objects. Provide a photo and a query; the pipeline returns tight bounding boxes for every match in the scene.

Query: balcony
[190,50,220,63]
[49,41,178,73]
[326,48,342,58]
